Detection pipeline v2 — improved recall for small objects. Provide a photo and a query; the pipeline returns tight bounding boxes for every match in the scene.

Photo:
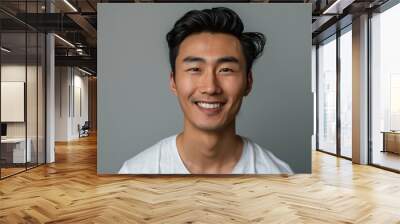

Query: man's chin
[193,122,226,132]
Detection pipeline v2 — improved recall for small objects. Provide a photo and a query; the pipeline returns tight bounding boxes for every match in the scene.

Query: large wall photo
[98,3,312,174]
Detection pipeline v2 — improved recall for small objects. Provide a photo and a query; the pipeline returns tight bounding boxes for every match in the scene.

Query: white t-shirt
[119,135,293,174]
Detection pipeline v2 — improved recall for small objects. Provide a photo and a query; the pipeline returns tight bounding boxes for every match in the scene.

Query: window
[318,35,337,154]
[339,27,352,158]
[370,2,400,171]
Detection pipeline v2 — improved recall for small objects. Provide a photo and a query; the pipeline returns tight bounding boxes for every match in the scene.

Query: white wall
[1,65,39,137]
[71,72,89,138]
[55,66,70,141]
[1,66,26,138]
[55,67,89,141]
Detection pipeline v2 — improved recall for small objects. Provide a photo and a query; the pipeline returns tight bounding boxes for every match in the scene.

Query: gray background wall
[98,3,312,174]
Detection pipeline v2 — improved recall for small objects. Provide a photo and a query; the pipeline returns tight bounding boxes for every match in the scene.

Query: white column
[352,14,369,164]
[46,1,55,163]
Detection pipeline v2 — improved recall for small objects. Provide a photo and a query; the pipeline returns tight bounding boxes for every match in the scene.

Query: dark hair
[166,7,266,75]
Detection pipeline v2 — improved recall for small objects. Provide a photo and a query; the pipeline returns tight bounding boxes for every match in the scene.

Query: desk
[1,138,31,163]
[381,131,400,154]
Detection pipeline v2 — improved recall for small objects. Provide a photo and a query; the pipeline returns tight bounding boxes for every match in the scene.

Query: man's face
[170,32,252,132]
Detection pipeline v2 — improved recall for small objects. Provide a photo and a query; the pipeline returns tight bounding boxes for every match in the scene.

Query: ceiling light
[1,47,11,53]
[78,67,93,76]
[323,0,343,14]
[54,34,75,48]
[63,0,78,12]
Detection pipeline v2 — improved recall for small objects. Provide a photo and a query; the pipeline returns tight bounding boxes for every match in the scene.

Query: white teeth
[197,102,222,109]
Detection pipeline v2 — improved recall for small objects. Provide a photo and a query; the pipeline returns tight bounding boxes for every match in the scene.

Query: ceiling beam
[55,55,96,69]
[322,0,355,14]
[67,13,97,46]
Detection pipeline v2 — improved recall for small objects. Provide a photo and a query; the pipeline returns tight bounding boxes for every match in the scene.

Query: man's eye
[187,68,201,72]
[219,68,233,73]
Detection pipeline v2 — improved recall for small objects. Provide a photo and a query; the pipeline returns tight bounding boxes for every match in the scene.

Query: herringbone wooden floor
[1,134,400,224]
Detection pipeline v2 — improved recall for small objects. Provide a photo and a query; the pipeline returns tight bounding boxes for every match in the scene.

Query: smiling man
[119,7,293,174]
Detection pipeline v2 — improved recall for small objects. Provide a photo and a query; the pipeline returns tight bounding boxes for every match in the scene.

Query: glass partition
[38,32,45,165]
[0,1,46,179]
[317,35,337,154]
[1,31,28,177]
[27,31,38,169]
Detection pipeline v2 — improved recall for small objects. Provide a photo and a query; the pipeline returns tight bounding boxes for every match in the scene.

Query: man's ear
[245,71,253,96]
[169,72,177,96]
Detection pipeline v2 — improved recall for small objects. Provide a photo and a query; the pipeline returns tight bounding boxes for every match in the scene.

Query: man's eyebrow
[182,56,240,64]
[216,56,240,64]
[182,56,205,63]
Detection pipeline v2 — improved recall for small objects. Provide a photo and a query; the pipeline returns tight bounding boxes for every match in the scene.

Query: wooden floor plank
[0,134,399,223]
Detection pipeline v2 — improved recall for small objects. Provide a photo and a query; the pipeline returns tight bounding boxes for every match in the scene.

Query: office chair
[79,121,90,138]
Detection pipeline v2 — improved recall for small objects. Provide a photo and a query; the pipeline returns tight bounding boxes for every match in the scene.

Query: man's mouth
[195,101,224,109]
[193,100,226,115]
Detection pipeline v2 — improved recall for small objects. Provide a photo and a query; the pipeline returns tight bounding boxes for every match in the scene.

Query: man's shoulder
[244,137,293,174]
[118,135,176,174]
[130,135,175,161]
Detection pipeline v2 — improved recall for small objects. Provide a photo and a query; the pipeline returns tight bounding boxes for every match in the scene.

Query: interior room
[0,29,46,177]
[0,0,399,223]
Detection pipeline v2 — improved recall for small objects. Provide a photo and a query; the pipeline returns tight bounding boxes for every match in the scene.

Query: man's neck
[176,121,243,174]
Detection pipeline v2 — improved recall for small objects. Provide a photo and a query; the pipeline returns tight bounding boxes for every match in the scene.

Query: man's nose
[199,69,222,95]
